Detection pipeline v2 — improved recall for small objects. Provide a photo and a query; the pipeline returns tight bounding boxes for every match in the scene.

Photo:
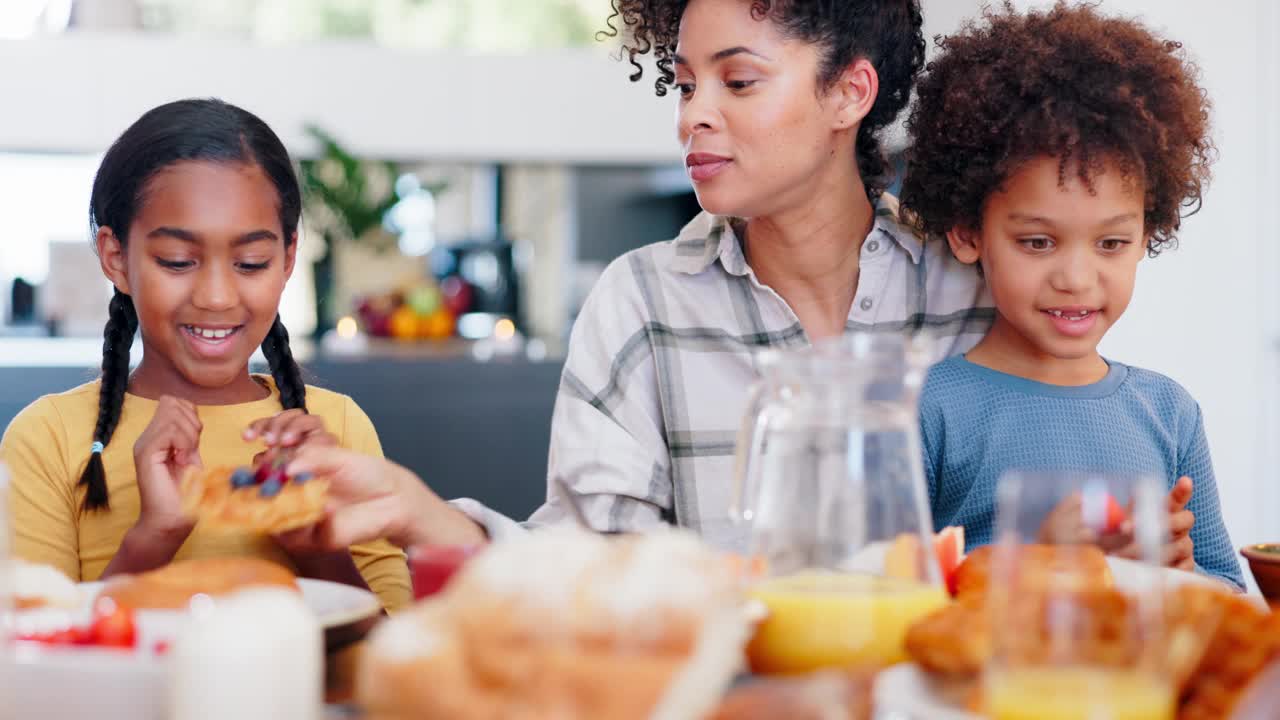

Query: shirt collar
[667,193,924,276]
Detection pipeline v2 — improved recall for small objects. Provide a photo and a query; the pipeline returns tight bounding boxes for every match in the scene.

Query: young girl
[899,4,1243,588]
[0,98,411,610]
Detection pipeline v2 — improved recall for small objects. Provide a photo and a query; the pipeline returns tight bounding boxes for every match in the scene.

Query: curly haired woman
[900,2,1244,588]
[265,1,995,554]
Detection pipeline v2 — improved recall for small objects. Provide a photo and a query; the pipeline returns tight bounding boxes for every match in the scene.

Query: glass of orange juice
[983,471,1174,720]
[731,335,948,675]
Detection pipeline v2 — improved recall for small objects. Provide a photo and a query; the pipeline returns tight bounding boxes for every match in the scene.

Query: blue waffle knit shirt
[920,355,1244,589]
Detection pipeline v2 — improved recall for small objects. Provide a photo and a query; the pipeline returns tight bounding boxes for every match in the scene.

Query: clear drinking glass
[983,471,1173,720]
[730,334,947,674]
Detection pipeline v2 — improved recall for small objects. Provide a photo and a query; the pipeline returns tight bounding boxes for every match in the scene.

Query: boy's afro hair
[900,1,1213,256]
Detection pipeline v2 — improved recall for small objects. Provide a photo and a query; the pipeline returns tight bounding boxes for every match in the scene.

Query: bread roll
[100,557,299,610]
[358,528,750,720]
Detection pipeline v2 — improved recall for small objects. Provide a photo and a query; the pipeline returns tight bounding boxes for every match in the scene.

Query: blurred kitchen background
[0,1,1276,558]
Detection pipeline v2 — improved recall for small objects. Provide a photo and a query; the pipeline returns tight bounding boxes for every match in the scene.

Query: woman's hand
[243,409,337,466]
[277,446,486,551]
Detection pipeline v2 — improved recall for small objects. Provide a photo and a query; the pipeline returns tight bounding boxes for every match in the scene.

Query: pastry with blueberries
[179,455,328,533]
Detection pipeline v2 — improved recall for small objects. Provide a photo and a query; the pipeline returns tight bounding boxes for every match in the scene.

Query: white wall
[0,33,679,164]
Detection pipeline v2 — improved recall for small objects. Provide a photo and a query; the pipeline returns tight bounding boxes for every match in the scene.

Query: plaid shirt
[454,195,994,548]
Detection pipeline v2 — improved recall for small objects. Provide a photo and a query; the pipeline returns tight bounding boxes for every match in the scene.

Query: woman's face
[674,0,862,219]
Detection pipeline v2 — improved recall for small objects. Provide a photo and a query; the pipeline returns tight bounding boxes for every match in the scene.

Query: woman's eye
[725,80,757,91]
[156,258,194,270]
[1099,238,1131,251]
[237,261,271,272]
[675,82,695,97]
[1019,237,1053,251]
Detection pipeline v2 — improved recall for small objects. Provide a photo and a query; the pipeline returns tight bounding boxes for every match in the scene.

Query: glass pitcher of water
[730,334,945,673]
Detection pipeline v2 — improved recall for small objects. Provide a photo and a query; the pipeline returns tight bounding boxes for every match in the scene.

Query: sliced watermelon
[1103,494,1128,534]
[935,526,965,596]
[883,526,966,595]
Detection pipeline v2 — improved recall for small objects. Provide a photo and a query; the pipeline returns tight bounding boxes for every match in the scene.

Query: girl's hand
[106,396,202,576]
[244,409,336,466]
[132,395,202,537]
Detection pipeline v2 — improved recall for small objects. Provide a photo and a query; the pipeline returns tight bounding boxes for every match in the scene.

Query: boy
[899,2,1243,588]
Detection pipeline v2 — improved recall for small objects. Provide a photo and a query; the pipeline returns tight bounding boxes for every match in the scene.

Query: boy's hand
[1163,476,1196,570]
[1037,493,1097,545]
[1110,476,1196,571]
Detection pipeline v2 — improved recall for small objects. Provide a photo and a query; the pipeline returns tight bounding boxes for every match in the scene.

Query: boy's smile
[947,155,1147,385]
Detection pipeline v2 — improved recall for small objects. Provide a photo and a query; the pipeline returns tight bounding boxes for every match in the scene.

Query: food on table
[906,586,1136,679]
[1177,590,1280,720]
[884,526,966,596]
[357,527,750,720]
[1100,493,1129,534]
[708,669,873,720]
[99,557,299,611]
[179,458,328,533]
[746,571,948,674]
[408,544,479,599]
[16,596,137,649]
[903,543,1280,720]
[951,543,1114,598]
[904,593,988,677]
[11,559,80,609]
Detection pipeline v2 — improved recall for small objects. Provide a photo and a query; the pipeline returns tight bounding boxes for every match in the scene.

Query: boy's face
[948,155,1147,362]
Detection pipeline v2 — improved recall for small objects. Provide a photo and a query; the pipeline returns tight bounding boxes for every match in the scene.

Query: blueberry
[259,478,283,498]
[230,467,256,489]
[292,471,312,485]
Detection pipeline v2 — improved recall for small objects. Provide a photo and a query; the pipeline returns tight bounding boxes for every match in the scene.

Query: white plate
[875,664,983,720]
[74,577,382,630]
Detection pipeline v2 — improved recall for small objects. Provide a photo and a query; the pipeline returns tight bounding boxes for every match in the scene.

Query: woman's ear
[946,227,983,266]
[96,227,131,294]
[831,58,879,131]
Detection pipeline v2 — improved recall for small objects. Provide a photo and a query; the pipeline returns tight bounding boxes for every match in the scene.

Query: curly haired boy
[900,2,1243,588]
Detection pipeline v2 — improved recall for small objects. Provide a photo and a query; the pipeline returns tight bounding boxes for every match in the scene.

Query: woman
[277,0,992,551]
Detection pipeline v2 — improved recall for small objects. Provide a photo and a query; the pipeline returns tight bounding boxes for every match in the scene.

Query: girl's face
[99,161,295,391]
[673,0,874,219]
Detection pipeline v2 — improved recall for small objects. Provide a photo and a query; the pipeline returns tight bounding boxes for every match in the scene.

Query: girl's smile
[99,160,296,404]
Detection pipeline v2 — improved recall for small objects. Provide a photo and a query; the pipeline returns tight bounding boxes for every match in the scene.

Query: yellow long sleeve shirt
[0,376,411,612]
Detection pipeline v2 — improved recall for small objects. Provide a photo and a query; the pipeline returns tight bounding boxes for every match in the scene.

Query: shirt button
[860,297,874,311]
[866,239,880,253]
